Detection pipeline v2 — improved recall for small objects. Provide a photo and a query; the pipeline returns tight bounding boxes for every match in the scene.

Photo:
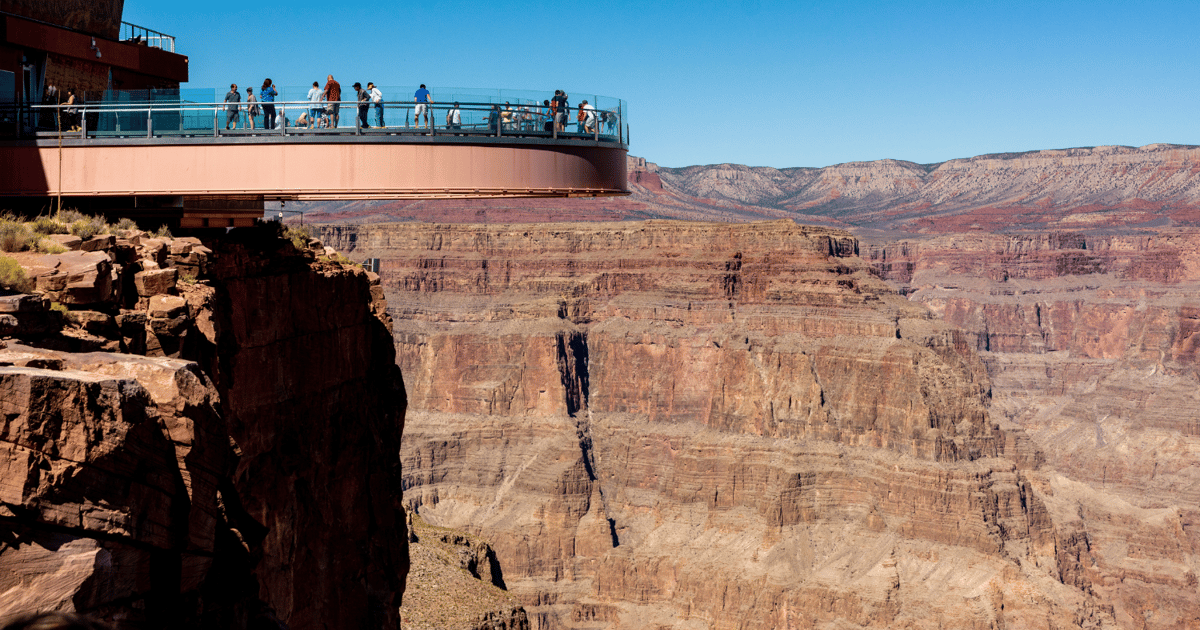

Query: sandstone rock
[79,234,115,252]
[65,309,116,337]
[47,233,83,250]
[169,237,201,255]
[28,251,115,306]
[140,258,161,271]
[0,313,16,335]
[0,293,48,313]
[148,294,187,319]
[0,345,230,624]
[134,267,178,296]
[325,220,1106,629]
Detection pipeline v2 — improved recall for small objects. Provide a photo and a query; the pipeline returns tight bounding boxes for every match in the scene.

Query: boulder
[46,234,83,251]
[148,295,188,319]
[28,252,115,306]
[66,310,117,337]
[79,235,115,252]
[0,294,48,313]
[134,268,178,297]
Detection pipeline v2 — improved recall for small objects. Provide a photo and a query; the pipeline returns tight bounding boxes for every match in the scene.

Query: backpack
[578,108,586,122]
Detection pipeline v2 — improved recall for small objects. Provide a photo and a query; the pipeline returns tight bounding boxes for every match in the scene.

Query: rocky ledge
[1,225,407,629]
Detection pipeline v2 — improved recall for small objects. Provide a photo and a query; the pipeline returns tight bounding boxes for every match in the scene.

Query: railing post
[496,107,501,138]
[430,104,435,137]
[213,107,218,137]
[281,105,286,136]
[147,108,153,138]
[81,109,87,139]
[356,106,361,135]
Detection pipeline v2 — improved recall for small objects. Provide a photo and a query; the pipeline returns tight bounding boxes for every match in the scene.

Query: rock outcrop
[862,231,1200,629]
[1,225,408,629]
[402,515,529,630]
[318,219,1182,629]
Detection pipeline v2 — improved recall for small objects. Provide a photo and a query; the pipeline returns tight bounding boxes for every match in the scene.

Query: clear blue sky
[124,0,1200,169]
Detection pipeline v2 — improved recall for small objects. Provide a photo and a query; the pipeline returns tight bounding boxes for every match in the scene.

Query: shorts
[415,103,428,118]
[556,112,567,125]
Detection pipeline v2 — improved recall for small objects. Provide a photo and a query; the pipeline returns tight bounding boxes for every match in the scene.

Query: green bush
[0,219,37,252]
[30,215,68,235]
[284,224,313,250]
[0,255,32,292]
[114,217,138,233]
[70,216,109,240]
[55,209,86,224]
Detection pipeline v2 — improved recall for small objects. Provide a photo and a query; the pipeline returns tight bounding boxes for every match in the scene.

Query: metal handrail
[120,22,176,53]
[6,99,627,145]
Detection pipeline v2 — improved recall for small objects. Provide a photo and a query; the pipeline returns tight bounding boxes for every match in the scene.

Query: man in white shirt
[368,82,384,127]
[446,102,461,135]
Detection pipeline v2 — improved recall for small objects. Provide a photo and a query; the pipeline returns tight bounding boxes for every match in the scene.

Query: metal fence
[119,22,176,53]
[2,86,628,145]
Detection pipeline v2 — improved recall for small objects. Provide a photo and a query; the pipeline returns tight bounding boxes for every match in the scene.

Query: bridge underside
[0,138,628,227]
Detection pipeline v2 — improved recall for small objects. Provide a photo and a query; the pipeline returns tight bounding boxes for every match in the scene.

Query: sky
[124,0,1200,169]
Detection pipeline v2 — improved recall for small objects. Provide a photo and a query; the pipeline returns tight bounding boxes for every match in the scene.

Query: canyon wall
[1,226,408,629]
[318,219,1200,629]
[861,230,1200,629]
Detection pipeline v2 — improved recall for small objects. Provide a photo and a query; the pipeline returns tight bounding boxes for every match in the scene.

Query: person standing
[64,89,78,131]
[260,79,277,129]
[246,87,260,129]
[368,82,384,127]
[306,81,323,129]
[224,83,240,130]
[324,75,342,127]
[581,100,596,133]
[413,84,433,130]
[446,101,461,134]
[354,82,370,128]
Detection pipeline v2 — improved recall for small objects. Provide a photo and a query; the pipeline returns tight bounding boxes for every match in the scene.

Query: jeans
[358,105,369,128]
[374,102,384,127]
[263,103,276,129]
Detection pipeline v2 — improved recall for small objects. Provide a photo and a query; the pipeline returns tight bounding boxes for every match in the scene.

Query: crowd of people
[219,80,618,134]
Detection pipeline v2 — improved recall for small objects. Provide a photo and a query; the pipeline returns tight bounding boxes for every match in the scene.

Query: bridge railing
[1,98,628,145]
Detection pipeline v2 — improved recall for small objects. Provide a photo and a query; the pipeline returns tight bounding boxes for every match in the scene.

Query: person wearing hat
[354,82,370,128]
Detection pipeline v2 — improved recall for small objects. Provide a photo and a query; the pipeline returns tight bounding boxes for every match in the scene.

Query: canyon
[319,218,1200,629]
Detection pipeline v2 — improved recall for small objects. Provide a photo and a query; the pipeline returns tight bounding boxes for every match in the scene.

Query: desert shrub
[49,301,68,314]
[55,209,86,224]
[153,224,173,239]
[30,215,68,235]
[322,251,361,268]
[178,269,198,285]
[0,218,37,252]
[0,255,32,292]
[36,238,68,254]
[70,216,109,240]
[114,217,138,233]
[284,224,313,250]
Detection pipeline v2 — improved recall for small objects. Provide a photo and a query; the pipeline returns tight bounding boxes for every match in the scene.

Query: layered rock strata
[1,226,408,629]
[319,219,1159,629]
[863,230,1200,628]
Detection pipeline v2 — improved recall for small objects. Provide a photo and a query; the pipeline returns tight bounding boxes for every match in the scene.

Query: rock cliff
[0,225,408,629]
[317,219,1177,629]
[863,231,1200,628]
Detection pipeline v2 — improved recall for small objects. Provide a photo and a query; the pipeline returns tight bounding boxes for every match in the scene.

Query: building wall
[0,0,125,39]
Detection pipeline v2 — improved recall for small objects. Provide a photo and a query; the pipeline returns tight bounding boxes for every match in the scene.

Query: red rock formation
[319,220,1148,630]
[863,230,1200,628]
[0,226,408,629]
